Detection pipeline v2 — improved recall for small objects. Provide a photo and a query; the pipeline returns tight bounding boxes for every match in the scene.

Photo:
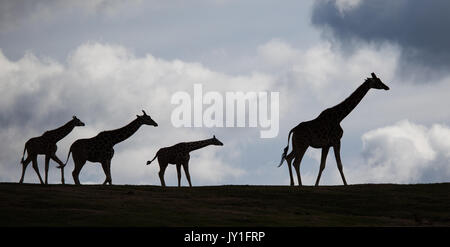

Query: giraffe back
[25,136,57,155]
[156,143,191,164]
[71,137,114,163]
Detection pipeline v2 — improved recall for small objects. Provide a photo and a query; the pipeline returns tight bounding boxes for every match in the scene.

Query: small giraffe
[19,116,85,184]
[59,110,157,185]
[278,73,389,186]
[146,136,224,187]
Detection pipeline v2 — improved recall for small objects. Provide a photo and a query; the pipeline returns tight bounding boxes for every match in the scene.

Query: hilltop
[0,183,449,226]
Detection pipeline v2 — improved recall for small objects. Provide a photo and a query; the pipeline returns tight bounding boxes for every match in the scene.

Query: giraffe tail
[146,150,159,165]
[278,129,294,167]
[57,148,72,169]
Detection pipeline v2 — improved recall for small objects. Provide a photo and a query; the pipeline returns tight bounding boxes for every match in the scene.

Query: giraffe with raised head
[19,116,85,184]
[59,110,158,185]
[278,73,389,186]
[146,135,224,187]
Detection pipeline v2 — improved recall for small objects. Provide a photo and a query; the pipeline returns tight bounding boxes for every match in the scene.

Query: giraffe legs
[72,158,85,185]
[50,153,65,184]
[32,156,44,184]
[176,164,182,187]
[315,146,330,186]
[182,161,192,187]
[158,162,168,187]
[41,153,66,185]
[44,155,50,184]
[285,151,295,186]
[101,160,112,185]
[19,156,32,184]
[333,142,348,186]
[292,145,308,186]
[286,145,308,186]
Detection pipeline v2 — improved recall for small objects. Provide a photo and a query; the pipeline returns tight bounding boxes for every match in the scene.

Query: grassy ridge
[0,183,449,226]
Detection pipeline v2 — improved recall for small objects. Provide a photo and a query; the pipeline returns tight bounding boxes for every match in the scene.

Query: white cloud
[189,149,245,184]
[2,37,450,186]
[0,51,63,112]
[0,42,268,185]
[257,39,399,101]
[334,0,362,14]
[257,39,301,67]
[255,38,450,185]
[354,120,450,183]
[254,38,400,136]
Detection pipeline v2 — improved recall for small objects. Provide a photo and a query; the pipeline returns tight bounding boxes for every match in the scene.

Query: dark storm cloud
[311,0,450,73]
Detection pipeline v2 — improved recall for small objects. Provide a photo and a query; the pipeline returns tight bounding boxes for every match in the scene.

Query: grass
[0,183,449,226]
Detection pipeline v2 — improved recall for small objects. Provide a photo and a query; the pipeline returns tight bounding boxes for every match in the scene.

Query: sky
[1,0,449,186]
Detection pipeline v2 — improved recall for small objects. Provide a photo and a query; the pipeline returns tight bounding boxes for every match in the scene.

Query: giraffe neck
[102,118,142,146]
[333,81,371,123]
[42,120,76,143]
[186,138,215,152]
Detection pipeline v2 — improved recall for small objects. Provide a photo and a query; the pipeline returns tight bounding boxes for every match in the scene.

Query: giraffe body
[279,73,389,186]
[62,111,157,185]
[157,144,191,164]
[294,112,344,149]
[19,116,85,184]
[147,136,224,187]
[70,138,115,163]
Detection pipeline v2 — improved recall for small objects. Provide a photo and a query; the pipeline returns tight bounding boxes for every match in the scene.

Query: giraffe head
[366,72,389,90]
[137,110,158,127]
[211,135,224,146]
[72,116,85,126]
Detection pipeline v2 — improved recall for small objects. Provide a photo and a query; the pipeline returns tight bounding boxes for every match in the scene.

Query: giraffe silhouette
[146,136,224,187]
[278,73,389,186]
[19,116,85,184]
[59,110,158,185]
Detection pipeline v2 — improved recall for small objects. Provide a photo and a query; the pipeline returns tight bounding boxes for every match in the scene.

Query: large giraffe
[60,110,158,185]
[146,136,224,187]
[278,73,389,186]
[19,116,85,184]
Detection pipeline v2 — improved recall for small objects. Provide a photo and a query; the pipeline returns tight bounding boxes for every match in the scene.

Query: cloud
[0,0,140,32]
[334,0,362,14]
[0,42,255,185]
[255,38,450,185]
[257,39,302,68]
[352,120,450,183]
[256,38,398,107]
[2,37,450,186]
[311,0,450,75]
